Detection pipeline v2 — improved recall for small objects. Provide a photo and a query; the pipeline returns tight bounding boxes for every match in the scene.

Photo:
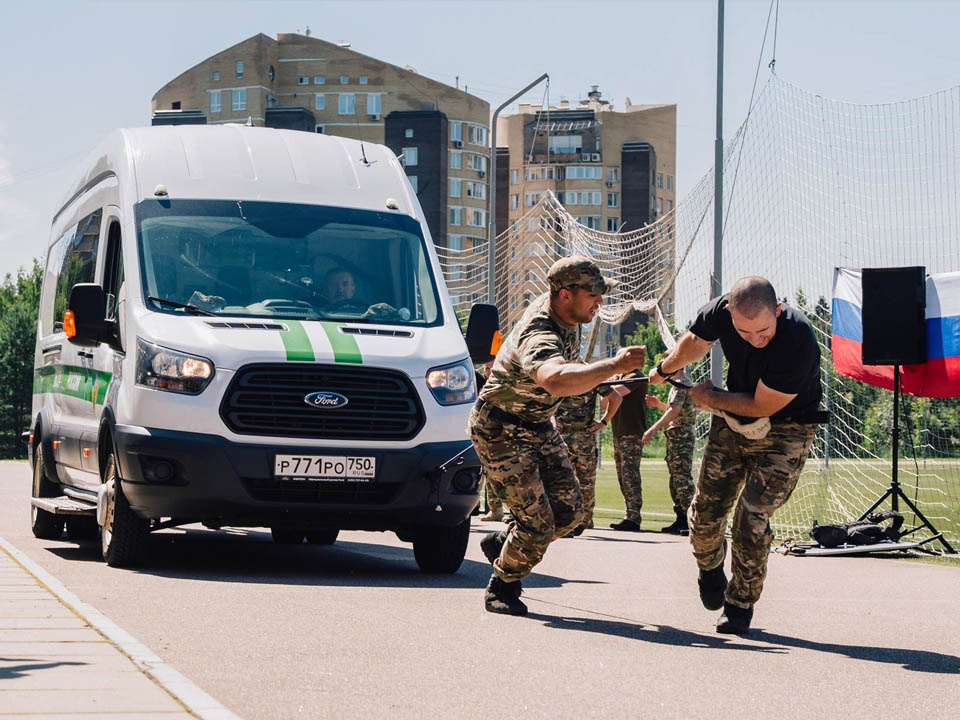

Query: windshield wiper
[147,296,219,317]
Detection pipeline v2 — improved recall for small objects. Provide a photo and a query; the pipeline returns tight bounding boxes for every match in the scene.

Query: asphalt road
[2,460,958,719]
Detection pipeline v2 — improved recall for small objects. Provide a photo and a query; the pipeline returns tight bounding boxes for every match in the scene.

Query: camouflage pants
[561,429,598,527]
[664,426,696,514]
[481,468,504,511]
[469,405,583,582]
[689,416,815,609]
[613,434,643,522]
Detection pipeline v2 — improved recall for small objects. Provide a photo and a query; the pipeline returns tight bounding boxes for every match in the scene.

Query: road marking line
[0,534,242,720]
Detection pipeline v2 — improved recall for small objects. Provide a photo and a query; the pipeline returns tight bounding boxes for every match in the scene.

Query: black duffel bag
[810,511,904,548]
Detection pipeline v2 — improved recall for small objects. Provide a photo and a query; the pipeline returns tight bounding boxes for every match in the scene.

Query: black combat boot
[484,575,528,616]
[698,565,728,611]
[661,511,689,535]
[480,529,507,564]
[716,601,753,634]
[609,518,641,532]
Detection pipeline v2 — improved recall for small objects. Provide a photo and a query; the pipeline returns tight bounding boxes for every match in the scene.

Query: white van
[29,125,495,572]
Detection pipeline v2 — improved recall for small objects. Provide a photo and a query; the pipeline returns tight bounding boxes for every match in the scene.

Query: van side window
[103,222,124,320]
[52,209,102,332]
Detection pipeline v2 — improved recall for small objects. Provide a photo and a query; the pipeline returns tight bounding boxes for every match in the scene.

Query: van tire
[271,527,305,544]
[31,445,64,540]
[101,453,150,567]
[412,517,470,574]
[305,528,339,545]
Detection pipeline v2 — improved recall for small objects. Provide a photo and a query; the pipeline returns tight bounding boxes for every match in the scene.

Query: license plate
[274,455,376,480]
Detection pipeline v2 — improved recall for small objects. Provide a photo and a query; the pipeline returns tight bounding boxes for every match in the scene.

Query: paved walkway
[0,536,239,719]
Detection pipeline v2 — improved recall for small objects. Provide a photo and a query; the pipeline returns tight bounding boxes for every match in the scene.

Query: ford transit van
[29,125,491,572]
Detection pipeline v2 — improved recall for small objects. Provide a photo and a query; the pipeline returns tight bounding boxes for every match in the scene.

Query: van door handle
[77,350,95,359]
[42,344,62,355]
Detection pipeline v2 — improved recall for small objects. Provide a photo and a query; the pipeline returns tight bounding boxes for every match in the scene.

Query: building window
[402,147,418,166]
[449,207,462,226]
[576,215,602,230]
[548,134,582,155]
[450,122,462,143]
[314,75,325,84]
[315,125,324,134]
[667,199,674,212]
[468,209,486,227]
[607,167,618,184]
[667,175,673,191]
[210,90,221,113]
[510,194,518,210]
[298,76,309,85]
[467,124,487,146]
[450,151,462,170]
[405,128,414,138]
[408,175,418,192]
[607,193,619,208]
[449,179,462,198]
[656,197,663,213]
[315,94,325,110]
[657,173,663,188]
[232,88,247,111]
[466,153,487,172]
[171,101,181,110]
[607,217,619,232]
[269,66,275,82]
[449,235,462,251]
[338,93,355,114]
[236,61,244,78]
[466,181,486,200]
[367,94,381,116]
[212,71,220,81]
[359,75,368,84]
[340,75,349,84]
[566,166,602,180]
[510,169,519,185]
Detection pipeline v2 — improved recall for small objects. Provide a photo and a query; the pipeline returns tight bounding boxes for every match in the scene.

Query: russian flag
[832,267,960,397]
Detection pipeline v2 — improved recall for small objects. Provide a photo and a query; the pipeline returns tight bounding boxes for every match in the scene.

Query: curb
[0,534,243,720]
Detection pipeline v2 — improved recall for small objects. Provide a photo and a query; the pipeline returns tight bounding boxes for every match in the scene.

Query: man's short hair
[728,276,778,318]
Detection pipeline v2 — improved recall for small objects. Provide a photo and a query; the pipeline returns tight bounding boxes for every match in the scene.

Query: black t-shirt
[612,373,647,439]
[689,295,822,422]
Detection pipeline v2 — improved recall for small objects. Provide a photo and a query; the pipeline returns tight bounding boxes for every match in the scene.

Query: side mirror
[65,283,108,347]
[465,303,501,363]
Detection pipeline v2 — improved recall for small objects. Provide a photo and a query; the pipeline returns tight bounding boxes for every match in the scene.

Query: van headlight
[136,338,215,395]
[425,359,476,406]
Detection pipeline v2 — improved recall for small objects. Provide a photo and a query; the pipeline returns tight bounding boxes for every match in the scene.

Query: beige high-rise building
[497,86,677,355]
[152,32,490,251]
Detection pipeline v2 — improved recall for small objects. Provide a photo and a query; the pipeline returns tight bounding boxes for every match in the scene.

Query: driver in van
[324,267,361,308]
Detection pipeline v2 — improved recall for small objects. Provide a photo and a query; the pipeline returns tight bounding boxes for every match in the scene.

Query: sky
[1,0,959,280]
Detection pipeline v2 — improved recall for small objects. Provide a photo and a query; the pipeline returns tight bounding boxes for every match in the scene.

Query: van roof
[57,125,416,222]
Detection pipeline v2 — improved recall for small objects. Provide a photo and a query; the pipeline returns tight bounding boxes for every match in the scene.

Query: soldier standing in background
[609,371,648,532]
[469,256,646,616]
[643,370,697,534]
[476,362,505,522]
[555,376,622,536]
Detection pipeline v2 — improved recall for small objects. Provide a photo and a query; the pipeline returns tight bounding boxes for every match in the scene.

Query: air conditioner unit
[478,170,486,177]
[591,153,601,162]
[454,139,463,148]
[369,113,381,120]
[605,180,616,187]
[581,153,591,162]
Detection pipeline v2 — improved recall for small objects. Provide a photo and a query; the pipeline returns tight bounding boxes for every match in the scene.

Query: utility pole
[487,73,549,307]
[711,0,725,387]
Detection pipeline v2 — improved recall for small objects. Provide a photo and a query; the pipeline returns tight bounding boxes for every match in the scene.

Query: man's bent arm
[695,379,795,418]
[649,332,713,384]
[533,347,645,397]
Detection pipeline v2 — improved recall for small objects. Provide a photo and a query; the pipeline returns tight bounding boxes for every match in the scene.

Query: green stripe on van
[34,365,113,406]
[320,322,362,364]
[280,320,315,362]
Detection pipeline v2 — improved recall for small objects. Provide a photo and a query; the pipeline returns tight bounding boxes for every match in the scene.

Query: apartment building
[497,86,677,354]
[151,32,489,251]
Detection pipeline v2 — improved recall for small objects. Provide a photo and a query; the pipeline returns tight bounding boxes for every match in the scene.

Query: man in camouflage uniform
[643,370,697,534]
[609,372,648,532]
[649,277,822,634]
[555,377,622,535]
[469,256,646,615]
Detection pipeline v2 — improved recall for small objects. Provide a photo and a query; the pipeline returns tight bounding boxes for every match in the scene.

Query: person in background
[609,371,648,531]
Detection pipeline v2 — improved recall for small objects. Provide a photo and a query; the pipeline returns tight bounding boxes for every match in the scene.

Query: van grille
[220,363,424,440]
[243,478,401,504]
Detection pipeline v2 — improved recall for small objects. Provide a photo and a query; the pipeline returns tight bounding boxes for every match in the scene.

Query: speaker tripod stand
[856,365,955,554]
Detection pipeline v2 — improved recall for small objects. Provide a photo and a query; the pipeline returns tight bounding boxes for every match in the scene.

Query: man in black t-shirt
[649,276,821,635]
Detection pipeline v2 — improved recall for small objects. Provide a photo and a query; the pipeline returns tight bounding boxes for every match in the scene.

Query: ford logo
[304,391,350,409]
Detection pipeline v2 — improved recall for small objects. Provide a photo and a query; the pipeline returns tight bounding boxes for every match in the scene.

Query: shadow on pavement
[43,528,602,591]
[0,658,88,680]
[751,631,960,674]
[525,613,777,653]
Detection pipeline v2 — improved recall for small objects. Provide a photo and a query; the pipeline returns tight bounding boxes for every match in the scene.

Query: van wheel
[305,528,339,545]
[271,527,305,544]
[31,444,64,540]
[412,517,470,574]
[101,453,150,567]
[66,516,99,542]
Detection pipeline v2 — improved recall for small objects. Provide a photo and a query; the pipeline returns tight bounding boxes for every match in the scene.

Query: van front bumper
[113,425,480,531]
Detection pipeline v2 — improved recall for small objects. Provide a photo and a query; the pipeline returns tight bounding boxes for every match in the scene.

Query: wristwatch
[656,360,678,378]
[598,418,608,427]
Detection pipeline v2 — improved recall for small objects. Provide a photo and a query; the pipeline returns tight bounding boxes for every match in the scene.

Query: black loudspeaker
[861,266,926,366]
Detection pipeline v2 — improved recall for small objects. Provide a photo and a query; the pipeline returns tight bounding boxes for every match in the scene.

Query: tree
[0,262,42,458]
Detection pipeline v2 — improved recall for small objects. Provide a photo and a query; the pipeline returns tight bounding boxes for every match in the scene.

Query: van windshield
[134,199,442,325]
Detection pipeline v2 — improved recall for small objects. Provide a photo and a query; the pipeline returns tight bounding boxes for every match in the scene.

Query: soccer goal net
[437,73,960,548]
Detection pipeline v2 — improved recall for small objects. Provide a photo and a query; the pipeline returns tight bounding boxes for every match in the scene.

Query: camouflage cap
[547,255,620,294]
